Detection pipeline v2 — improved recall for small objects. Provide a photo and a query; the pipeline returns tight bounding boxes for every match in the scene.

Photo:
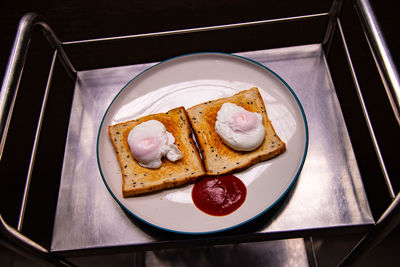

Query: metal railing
[0,0,398,265]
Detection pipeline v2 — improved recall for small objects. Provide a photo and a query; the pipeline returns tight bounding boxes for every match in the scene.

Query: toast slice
[187,87,286,175]
[108,107,205,197]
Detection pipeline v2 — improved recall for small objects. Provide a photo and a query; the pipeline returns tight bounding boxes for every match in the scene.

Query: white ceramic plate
[97,52,308,234]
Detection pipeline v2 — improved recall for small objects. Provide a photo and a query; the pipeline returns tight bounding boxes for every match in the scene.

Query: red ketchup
[192,175,246,216]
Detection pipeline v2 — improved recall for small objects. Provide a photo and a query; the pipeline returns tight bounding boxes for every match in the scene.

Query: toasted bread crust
[187,87,286,175]
[108,107,205,197]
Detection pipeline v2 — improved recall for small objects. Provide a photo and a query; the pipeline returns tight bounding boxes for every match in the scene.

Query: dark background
[1,0,399,75]
[0,0,399,266]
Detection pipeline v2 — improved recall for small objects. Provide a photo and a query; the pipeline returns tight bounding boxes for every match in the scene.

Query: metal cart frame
[1,0,399,266]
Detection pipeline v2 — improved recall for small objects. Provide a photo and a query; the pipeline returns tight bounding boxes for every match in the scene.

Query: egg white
[127,120,182,169]
[215,103,265,151]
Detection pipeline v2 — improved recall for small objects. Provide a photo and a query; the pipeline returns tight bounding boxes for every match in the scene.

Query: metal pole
[0,13,76,160]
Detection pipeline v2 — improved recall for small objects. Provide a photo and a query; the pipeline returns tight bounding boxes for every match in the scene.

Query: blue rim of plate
[96,51,309,235]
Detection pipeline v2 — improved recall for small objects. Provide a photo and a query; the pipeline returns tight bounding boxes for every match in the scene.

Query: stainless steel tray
[1,0,399,265]
[52,44,373,252]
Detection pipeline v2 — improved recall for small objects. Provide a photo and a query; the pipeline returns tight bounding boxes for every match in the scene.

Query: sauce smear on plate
[192,175,246,216]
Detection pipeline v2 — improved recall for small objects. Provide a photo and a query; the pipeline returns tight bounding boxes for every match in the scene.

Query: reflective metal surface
[355,0,400,126]
[51,44,373,252]
[0,13,75,160]
[62,13,328,45]
[18,51,58,231]
[336,18,395,199]
[67,238,309,266]
[144,238,309,267]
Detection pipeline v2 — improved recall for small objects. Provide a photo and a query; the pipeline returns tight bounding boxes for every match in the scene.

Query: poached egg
[127,120,182,169]
[215,103,265,151]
